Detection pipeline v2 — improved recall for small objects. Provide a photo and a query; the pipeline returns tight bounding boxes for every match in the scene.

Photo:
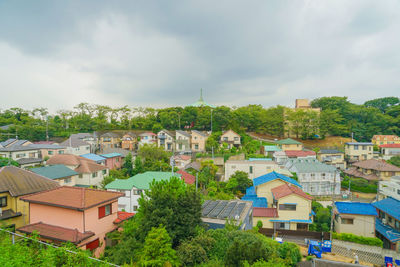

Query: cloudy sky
[1,1,399,112]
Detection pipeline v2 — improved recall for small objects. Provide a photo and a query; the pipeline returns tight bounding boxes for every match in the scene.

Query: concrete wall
[255,179,287,207]
[334,213,376,238]
[224,161,284,181]
[345,144,373,161]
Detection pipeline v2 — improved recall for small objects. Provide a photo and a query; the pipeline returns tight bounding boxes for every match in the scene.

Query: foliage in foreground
[332,232,383,247]
[309,201,331,232]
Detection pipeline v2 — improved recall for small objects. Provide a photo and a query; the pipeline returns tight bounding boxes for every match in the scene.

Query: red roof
[176,170,195,185]
[253,207,278,217]
[114,211,135,224]
[271,183,312,200]
[379,144,400,148]
[21,186,124,210]
[285,150,316,158]
[175,155,191,161]
[18,222,94,244]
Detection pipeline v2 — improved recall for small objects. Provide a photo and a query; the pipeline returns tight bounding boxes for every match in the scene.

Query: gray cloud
[0,1,399,112]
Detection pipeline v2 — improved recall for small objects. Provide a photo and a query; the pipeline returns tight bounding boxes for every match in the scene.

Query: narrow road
[247,132,277,143]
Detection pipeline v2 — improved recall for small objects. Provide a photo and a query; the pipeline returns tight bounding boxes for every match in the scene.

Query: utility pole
[330,175,336,242]
[46,115,49,141]
[210,109,213,132]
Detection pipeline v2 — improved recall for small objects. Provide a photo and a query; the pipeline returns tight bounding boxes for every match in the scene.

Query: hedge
[332,232,383,247]
[341,177,377,193]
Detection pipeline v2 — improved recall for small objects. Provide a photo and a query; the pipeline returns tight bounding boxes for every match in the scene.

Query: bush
[341,176,377,193]
[332,232,383,247]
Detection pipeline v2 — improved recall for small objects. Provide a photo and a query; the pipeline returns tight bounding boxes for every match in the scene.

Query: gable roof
[0,145,39,152]
[0,166,59,197]
[105,171,181,190]
[29,144,66,149]
[335,202,378,216]
[285,150,316,158]
[352,159,400,172]
[139,132,156,137]
[158,129,175,138]
[176,170,195,185]
[114,211,135,224]
[191,130,208,137]
[276,138,302,145]
[176,130,191,138]
[60,137,90,148]
[20,186,123,210]
[253,171,301,188]
[31,165,79,180]
[372,197,400,221]
[221,129,240,137]
[46,154,107,174]
[271,183,312,200]
[344,167,380,181]
[290,161,338,173]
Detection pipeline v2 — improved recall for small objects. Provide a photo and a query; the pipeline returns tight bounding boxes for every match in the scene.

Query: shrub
[332,232,383,247]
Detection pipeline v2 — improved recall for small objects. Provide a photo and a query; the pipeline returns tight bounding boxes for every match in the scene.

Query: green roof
[31,165,79,180]
[105,171,182,190]
[264,145,281,152]
[276,138,302,145]
[101,153,122,158]
[189,89,215,108]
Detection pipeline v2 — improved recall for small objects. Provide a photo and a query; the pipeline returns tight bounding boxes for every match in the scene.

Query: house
[121,132,137,151]
[60,137,91,156]
[80,153,106,165]
[276,138,303,151]
[262,145,281,157]
[378,176,400,201]
[317,149,346,170]
[191,130,208,152]
[138,132,157,146]
[380,144,400,160]
[100,153,122,170]
[101,147,133,159]
[273,150,316,165]
[18,187,123,256]
[220,130,241,149]
[31,165,79,186]
[105,172,181,212]
[345,142,373,163]
[157,130,175,151]
[224,159,293,182]
[201,200,253,230]
[242,172,313,231]
[0,139,32,148]
[333,202,377,238]
[176,170,196,185]
[99,132,121,150]
[0,166,59,231]
[184,161,201,172]
[46,154,108,187]
[286,158,341,196]
[175,130,191,153]
[372,198,400,251]
[30,144,67,159]
[0,145,42,168]
[69,133,98,153]
[173,154,192,169]
[344,159,400,181]
[372,135,400,146]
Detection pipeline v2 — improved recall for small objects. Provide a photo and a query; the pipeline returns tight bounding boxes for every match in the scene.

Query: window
[362,146,366,150]
[354,145,359,150]
[58,150,64,154]
[116,158,119,162]
[103,170,107,175]
[0,196,7,207]
[369,147,372,151]
[133,189,143,195]
[98,204,112,219]
[397,189,400,195]
[79,174,83,178]
[395,220,400,230]
[133,205,138,211]
[388,216,393,223]
[195,144,199,150]
[179,144,182,150]
[234,137,239,141]
[86,239,99,251]
[279,204,296,211]
[223,137,228,141]
[16,153,26,158]
[341,218,354,224]
[249,166,253,174]
[64,178,71,184]
[48,151,53,155]
[92,172,98,178]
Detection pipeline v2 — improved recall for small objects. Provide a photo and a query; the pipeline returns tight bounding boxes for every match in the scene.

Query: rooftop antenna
[199,88,204,101]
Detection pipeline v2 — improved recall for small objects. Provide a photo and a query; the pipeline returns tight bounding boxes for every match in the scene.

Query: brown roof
[176,170,195,185]
[18,222,94,244]
[285,150,316,158]
[352,159,400,172]
[253,207,278,217]
[0,166,59,197]
[46,154,107,174]
[271,183,312,200]
[344,167,380,181]
[20,186,124,211]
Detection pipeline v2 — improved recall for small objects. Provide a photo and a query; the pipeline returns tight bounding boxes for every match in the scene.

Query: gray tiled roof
[0,145,39,152]
[60,138,90,148]
[291,161,338,173]
[319,149,343,154]
[176,130,191,138]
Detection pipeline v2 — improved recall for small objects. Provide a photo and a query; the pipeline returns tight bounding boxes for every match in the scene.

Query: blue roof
[248,158,272,161]
[335,202,378,216]
[372,198,400,221]
[245,186,256,196]
[101,153,122,158]
[253,171,301,188]
[290,219,312,223]
[241,195,268,208]
[80,153,106,162]
[375,218,400,242]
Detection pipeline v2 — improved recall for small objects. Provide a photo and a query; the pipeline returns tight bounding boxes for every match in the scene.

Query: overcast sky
[1,1,399,112]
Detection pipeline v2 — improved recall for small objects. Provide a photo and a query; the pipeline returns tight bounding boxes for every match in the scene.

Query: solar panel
[229,203,246,219]
[202,200,219,216]
[208,201,228,218]
[202,200,211,208]
[218,202,236,219]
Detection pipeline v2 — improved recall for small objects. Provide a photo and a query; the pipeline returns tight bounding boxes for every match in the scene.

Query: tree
[364,97,400,113]
[132,156,144,175]
[0,158,19,167]
[226,171,252,194]
[198,160,218,188]
[122,153,134,177]
[138,225,179,267]
[388,156,400,167]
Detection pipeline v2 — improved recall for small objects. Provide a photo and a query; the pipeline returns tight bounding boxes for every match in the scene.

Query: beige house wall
[345,144,373,161]
[277,194,312,230]
[220,130,241,147]
[191,132,207,152]
[224,161,291,181]
[334,213,376,238]
[281,143,303,151]
[0,193,30,229]
[255,179,287,208]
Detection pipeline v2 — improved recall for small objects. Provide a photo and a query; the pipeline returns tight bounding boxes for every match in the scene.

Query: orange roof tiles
[114,211,135,224]
[285,150,316,158]
[271,183,312,200]
[21,186,123,210]
[176,170,195,185]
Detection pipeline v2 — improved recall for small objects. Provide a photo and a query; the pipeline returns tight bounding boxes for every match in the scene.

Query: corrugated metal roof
[335,202,377,216]
[276,138,302,145]
[291,161,338,173]
[372,197,400,221]
[80,153,106,162]
[253,171,301,188]
[375,218,400,242]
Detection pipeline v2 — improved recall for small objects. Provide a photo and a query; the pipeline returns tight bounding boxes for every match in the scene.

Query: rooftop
[105,171,181,190]
[344,167,380,181]
[253,171,301,188]
[263,145,281,152]
[21,186,123,211]
[352,159,400,172]
[319,149,344,154]
[372,197,400,221]
[31,165,79,180]
[189,89,215,108]
[253,207,278,218]
[290,160,338,173]
[345,142,373,145]
[271,183,312,200]
[0,145,39,152]
[101,153,122,158]
[276,138,302,145]
[46,154,107,174]
[375,218,400,242]
[335,202,378,216]
[285,150,316,158]
[176,170,195,185]
[60,137,90,148]
[114,211,135,224]
[201,199,252,220]
[379,144,400,148]
[80,153,106,162]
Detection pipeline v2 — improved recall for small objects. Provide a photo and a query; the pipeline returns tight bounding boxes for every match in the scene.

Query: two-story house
[46,154,108,187]
[175,130,191,153]
[18,187,123,256]
[157,130,175,151]
[333,202,377,238]
[121,132,137,151]
[276,138,303,151]
[100,153,122,170]
[0,139,32,148]
[380,144,400,160]
[191,130,208,152]
[345,142,374,163]
[317,149,346,170]
[60,137,91,156]
[69,133,98,153]
[220,130,241,149]
[30,143,67,159]
[99,132,121,151]
[0,145,43,168]
[242,172,313,231]
[31,165,79,186]
[372,198,400,252]
[344,159,400,181]
[138,132,157,146]
[372,135,400,146]
[0,166,59,231]
[273,150,316,165]
[378,176,400,201]
[105,172,181,212]
[286,158,341,196]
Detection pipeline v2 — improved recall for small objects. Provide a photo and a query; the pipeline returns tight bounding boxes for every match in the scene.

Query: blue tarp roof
[241,195,268,208]
[372,198,400,221]
[80,153,106,162]
[248,158,272,161]
[101,153,122,158]
[263,145,281,152]
[290,219,312,223]
[335,202,378,216]
[375,218,400,242]
[253,171,301,188]
[245,186,256,196]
